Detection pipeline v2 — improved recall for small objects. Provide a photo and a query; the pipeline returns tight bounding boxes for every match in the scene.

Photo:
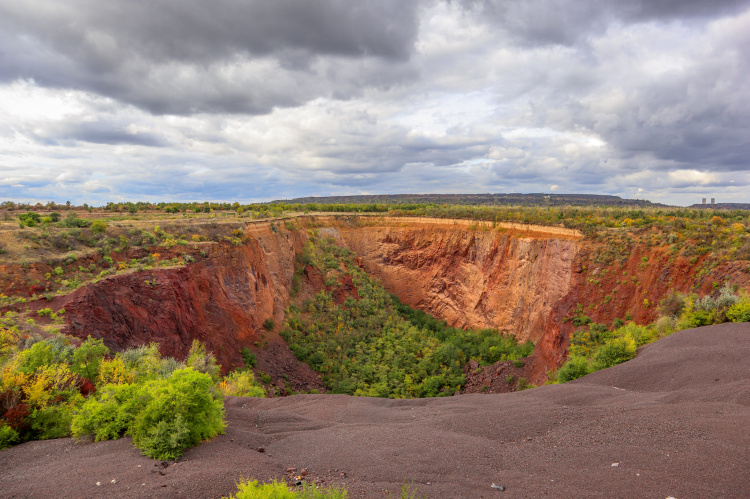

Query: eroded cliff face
[334,221,580,344]
[315,219,578,382]
[61,224,306,374]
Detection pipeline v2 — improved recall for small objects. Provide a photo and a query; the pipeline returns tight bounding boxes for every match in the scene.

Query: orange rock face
[331,221,581,383]
[337,222,580,344]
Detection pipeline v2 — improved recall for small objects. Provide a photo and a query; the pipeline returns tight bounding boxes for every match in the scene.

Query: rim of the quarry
[243,213,584,240]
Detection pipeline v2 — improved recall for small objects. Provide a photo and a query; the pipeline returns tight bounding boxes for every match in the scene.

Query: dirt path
[2,322,749,498]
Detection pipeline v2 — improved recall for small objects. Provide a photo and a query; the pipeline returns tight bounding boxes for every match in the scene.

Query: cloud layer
[1,0,748,205]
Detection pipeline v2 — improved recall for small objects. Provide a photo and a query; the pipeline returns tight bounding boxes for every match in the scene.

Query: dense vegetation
[280,234,533,398]
[554,284,750,382]
[0,325,265,458]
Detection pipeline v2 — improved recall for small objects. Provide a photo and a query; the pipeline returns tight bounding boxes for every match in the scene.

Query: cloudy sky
[1,0,748,206]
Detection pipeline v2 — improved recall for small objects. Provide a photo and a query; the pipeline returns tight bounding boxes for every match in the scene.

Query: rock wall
[62,223,304,371]
[334,221,580,345]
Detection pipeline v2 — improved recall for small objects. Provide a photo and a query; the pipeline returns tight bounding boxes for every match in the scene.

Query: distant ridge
[273,193,664,207]
[689,202,750,210]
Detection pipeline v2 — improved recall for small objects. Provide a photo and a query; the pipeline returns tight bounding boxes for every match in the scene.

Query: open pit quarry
[0,215,740,386]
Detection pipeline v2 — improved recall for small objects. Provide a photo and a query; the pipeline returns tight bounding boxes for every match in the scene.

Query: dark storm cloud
[0,0,421,114]
[461,0,750,46]
[51,124,167,147]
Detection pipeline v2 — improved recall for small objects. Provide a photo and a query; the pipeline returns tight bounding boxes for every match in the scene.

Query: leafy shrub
[0,424,20,449]
[572,313,591,327]
[557,356,591,382]
[218,370,265,397]
[30,402,81,440]
[727,300,750,323]
[70,383,141,442]
[17,212,41,227]
[72,368,225,460]
[262,318,275,331]
[241,347,257,368]
[186,340,221,382]
[615,322,656,347]
[15,341,57,375]
[90,220,108,234]
[223,479,348,499]
[0,327,19,363]
[660,292,687,317]
[516,377,534,391]
[61,212,90,228]
[592,336,636,370]
[70,336,109,383]
[37,308,54,317]
[679,310,711,329]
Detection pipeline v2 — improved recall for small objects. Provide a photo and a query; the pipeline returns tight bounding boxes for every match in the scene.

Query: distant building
[711,198,716,204]
[702,198,706,204]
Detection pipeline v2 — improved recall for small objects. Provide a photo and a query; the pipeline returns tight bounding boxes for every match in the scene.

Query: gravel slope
[2,322,749,498]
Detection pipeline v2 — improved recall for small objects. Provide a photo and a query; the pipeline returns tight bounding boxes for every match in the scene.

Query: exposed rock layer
[4,216,748,384]
[62,223,305,374]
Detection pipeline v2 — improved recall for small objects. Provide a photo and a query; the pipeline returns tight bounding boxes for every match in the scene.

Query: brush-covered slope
[1,322,748,498]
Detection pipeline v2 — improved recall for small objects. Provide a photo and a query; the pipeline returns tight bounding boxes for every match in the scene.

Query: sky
[1,0,749,207]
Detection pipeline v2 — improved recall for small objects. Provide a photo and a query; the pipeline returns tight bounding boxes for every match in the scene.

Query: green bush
[557,355,591,382]
[219,370,265,397]
[516,377,534,391]
[17,212,41,227]
[241,347,257,368]
[0,424,20,450]
[615,322,656,347]
[680,310,711,329]
[592,336,636,370]
[223,479,348,499]
[90,220,108,234]
[72,368,225,460]
[37,308,54,317]
[30,402,81,440]
[16,341,57,375]
[71,383,141,442]
[71,336,109,383]
[262,318,275,331]
[136,414,191,462]
[186,340,221,382]
[727,300,750,323]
